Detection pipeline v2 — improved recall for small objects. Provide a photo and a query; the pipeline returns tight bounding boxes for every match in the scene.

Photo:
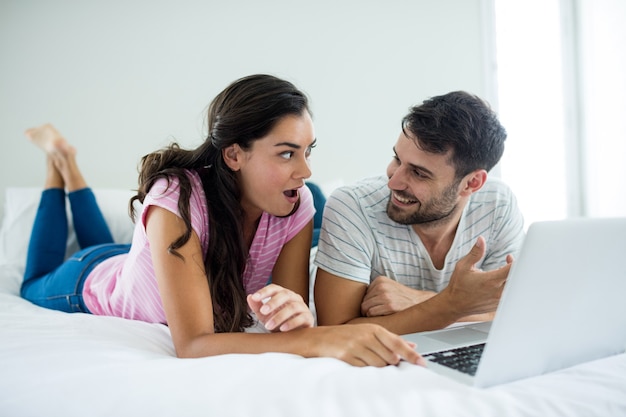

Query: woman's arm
[145,206,423,366]
[145,205,216,356]
[270,219,313,303]
[250,219,314,332]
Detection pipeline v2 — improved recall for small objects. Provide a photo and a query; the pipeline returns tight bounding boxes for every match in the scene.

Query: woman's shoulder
[143,169,207,216]
[147,169,202,196]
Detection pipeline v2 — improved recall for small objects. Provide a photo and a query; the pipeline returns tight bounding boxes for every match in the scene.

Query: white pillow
[0,187,137,294]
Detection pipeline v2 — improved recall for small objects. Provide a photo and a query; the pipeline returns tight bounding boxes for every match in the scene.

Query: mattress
[1,187,624,417]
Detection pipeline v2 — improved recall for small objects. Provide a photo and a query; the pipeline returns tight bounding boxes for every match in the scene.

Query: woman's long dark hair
[130,74,310,332]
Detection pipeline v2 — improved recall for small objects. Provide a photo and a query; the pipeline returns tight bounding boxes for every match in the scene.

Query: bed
[1,187,625,417]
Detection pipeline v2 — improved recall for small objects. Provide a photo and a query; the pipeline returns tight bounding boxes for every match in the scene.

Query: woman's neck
[242,212,262,250]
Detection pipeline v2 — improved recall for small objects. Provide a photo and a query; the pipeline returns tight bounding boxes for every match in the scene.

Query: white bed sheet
[1,188,625,417]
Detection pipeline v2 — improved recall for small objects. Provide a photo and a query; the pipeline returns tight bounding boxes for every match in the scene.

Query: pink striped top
[83,170,315,324]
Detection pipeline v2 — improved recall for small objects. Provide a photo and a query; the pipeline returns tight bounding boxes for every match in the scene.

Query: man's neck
[411,205,465,270]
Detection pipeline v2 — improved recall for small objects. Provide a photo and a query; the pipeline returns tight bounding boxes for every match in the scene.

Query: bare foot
[25,123,71,155]
[26,124,86,191]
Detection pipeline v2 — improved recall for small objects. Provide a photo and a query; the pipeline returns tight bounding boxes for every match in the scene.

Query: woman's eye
[280,151,294,159]
[305,142,316,158]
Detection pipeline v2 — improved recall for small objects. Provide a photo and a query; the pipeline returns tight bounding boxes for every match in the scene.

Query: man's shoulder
[321,176,389,226]
[473,176,515,201]
[465,176,521,225]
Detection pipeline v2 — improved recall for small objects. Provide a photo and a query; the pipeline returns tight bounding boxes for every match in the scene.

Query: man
[314,91,525,335]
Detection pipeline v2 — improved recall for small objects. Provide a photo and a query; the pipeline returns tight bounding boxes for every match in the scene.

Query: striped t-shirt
[314,175,524,291]
[83,170,314,323]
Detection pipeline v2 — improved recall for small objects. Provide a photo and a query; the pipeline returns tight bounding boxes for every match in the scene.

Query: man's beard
[386,180,460,226]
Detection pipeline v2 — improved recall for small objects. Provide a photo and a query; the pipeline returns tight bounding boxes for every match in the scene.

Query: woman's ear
[222,144,242,171]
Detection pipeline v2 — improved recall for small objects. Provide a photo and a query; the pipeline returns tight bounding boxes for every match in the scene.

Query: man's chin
[386,207,415,225]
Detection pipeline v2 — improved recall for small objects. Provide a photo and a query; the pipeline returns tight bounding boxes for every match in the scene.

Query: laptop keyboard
[423,343,486,376]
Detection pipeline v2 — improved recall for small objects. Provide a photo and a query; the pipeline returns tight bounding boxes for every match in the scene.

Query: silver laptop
[403,217,626,387]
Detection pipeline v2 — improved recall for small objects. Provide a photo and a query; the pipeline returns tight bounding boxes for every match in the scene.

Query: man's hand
[441,236,514,317]
[361,276,436,317]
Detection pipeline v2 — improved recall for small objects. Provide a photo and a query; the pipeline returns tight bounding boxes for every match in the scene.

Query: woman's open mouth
[283,188,299,204]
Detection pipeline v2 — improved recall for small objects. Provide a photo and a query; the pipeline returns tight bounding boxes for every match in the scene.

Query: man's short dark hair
[401,91,507,178]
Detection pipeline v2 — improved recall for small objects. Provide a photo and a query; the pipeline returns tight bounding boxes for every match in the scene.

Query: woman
[21,74,424,367]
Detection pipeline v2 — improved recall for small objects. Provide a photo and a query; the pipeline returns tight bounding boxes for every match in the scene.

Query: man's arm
[360,276,495,322]
[315,267,458,333]
[315,237,512,335]
[314,268,367,326]
[360,275,436,317]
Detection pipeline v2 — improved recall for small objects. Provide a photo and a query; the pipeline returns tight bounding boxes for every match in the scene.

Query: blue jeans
[21,188,130,313]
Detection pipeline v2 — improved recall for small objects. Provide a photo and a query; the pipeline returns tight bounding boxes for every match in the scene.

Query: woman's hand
[247,284,314,332]
[309,324,427,367]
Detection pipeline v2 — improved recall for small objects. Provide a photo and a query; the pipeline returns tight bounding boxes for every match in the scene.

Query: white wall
[494,0,626,225]
[577,0,626,217]
[0,0,490,219]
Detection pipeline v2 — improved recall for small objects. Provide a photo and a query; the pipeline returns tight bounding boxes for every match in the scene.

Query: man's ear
[459,169,488,196]
[222,144,242,171]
